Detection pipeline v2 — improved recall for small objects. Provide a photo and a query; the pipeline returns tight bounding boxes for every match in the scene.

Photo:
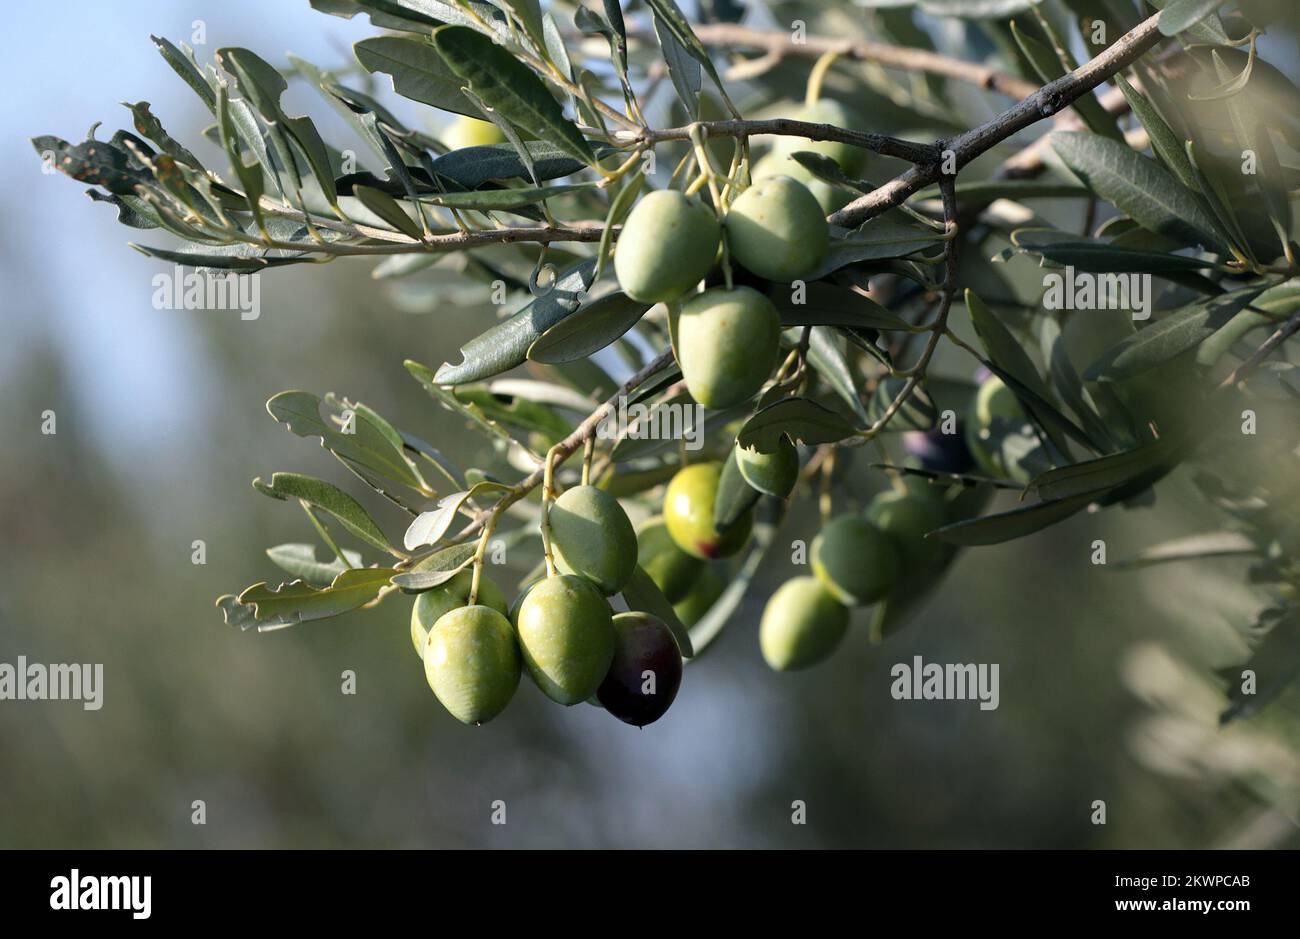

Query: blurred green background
[1,0,1298,849]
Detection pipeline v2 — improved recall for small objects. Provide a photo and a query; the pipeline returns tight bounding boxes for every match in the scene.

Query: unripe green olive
[663,462,753,560]
[810,515,899,606]
[672,565,725,627]
[751,152,851,214]
[548,485,638,595]
[596,612,683,726]
[444,115,507,150]
[672,286,781,409]
[410,570,509,658]
[735,437,799,498]
[423,605,521,724]
[760,576,850,671]
[865,487,947,570]
[515,574,615,705]
[614,189,721,303]
[768,99,865,176]
[964,375,1049,482]
[723,175,828,282]
[638,516,704,603]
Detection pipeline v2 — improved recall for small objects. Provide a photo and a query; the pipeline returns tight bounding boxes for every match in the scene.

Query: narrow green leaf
[391,542,478,590]
[1049,131,1227,253]
[527,291,651,363]
[1158,0,1224,36]
[621,566,695,658]
[237,567,396,627]
[434,258,597,384]
[253,472,398,555]
[404,480,509,551]
[866,377,938,431]
[266,543,363,586]
[808,326,870,424]
[714,446,761,531]
[930,489,1103,546]
[1112,531,1257,570]
[354,35,477,117]
[353,185,423,239]
[432,26,594,166]
[737,397,858,451]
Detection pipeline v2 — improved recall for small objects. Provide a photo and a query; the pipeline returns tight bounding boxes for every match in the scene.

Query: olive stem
[581,436,594,486]
[540,445,562,578]
[467,505,504,607]
[804,49,842,107]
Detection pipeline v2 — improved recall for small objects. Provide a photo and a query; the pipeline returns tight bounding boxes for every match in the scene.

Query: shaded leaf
[404,480,509,551]
[620,566,695,658]
[930,489,1103,546]
[1112,531,1257,570]
[737,397,858,452]
[714,446,761,531]
[253,472,398,555]
[527,291,650,363]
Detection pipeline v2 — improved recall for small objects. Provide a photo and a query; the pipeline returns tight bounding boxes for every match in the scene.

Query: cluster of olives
[614,166,831,410]
[410,484,683,728]
[760,484,948,671]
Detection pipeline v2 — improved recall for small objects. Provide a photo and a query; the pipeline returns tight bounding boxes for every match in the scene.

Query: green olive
[751,152,852,214]
[410,570,509,658]
[760,576,850,671]
[663,462,753,560]
[443,115,507,150]
[671,286,781,409]
[865,487,947,570]
[423,605,521,724]
[515,574,615,705]
[810,515,899,606]
[614,189,721,303]
[673,565,725,627]
[638,516,705,603]
[548,485,638,595]
[723,175,828,282]
[735,437,799,498]
[964,375,1050,482]
[768,99,865,176]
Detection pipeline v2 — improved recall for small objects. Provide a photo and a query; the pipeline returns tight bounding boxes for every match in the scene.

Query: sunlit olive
[548,485,638,595]
[596,612,684,726]
[638,516,704,604]
[735,437,799,498]
[751,152,851,214]
[810,515,899,606]
[663,462,753,560]
[865,487,947,569]
[759,576,850,671]
[614,189,721,303]
[410,570,508,658]
[723,175,828,282]
[673,566,725,627]
[443,115,507,150]
[515,574,615,705]
[768,98,865,176]
[423,605,521,724]
[672,286,781,409]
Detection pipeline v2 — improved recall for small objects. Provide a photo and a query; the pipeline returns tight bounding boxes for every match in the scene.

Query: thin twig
[636,118,934,164]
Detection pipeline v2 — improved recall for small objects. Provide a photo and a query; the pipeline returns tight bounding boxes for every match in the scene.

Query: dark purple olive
[903,426,976,475]
[596,612,683,727]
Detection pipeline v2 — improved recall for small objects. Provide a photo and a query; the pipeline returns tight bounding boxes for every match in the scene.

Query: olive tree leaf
[237,567,396,628]
[643,0,736,116]
[151,35,217,113]
[1114,75,1198,190]
[434,258,598,384]
[353,35,478,117]
[403,480,509,551]
[1158,0,1225,36]
[428,140,598,188]
[420,182,594,212]
[769,282,912,330]
[527,291,651,363]
[737,397,859,452]
[1027,439,1179,502]
[352,185,423,239]
[1009,22,1122,141]
[1083,287,1268,382]
[1111,531,1257,570]
[929,489,1104,546]
[1049,131,1227,253]
[253,472,399,556]
[652,9,702,119]
[266,543,364,586]
[965,290,1077,455]
[619,566,695,658]
[807,326,870,424]
[714,447,761,532]
[809,221,943,278]
[431,26,594,166]
[866,377,938,431]
[266,390,425,490]
[1221,608,1300,723]
[391,542,479,590]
